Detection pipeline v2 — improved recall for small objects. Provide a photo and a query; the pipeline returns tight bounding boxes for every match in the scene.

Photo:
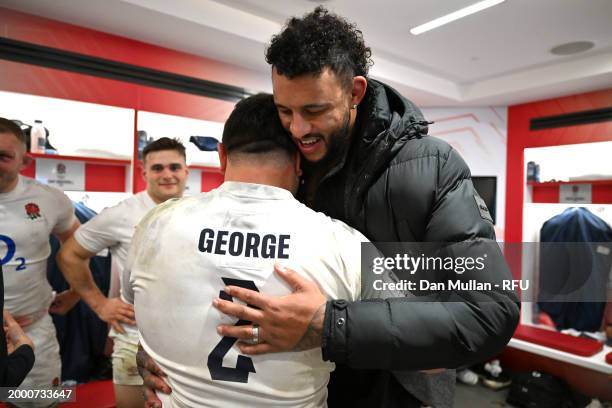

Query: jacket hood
[350,79,430,178]
[358,78,429,146]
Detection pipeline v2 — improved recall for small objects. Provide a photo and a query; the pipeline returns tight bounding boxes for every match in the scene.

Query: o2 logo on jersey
[0,235,27,270]
[207,278,259,383]
[25,202,41,220]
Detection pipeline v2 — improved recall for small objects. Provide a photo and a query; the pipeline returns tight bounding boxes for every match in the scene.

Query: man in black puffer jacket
[139,7,520,408]
[297,75,520,407]
[214,7,519,407]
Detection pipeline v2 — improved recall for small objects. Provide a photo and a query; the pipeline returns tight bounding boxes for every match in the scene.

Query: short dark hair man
[141,136,186,164]
[141,7,520,407]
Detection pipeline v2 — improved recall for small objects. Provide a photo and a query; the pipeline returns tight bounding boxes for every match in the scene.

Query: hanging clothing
[538,207,612,332]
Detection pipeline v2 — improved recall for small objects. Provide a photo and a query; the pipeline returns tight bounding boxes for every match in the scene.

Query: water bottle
[30,120,46,153]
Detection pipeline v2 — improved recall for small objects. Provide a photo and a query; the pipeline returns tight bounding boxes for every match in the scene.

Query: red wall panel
[132,161,147,193]
[84,163,126,192]
[202,170,224,192]
[21,158,36,178]
[504,88,612,243]
[530,184,559,203]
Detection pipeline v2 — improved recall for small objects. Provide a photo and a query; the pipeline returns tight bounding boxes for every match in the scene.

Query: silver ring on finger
[249,324,260,344]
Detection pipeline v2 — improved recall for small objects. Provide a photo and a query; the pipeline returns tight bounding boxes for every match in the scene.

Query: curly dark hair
[266,6,372,88]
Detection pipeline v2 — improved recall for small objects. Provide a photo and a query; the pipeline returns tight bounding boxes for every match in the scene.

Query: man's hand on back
[136,344,171,408]
[214,264,327,355]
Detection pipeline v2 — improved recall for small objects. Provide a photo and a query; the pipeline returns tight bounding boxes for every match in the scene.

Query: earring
[352,104,358,109]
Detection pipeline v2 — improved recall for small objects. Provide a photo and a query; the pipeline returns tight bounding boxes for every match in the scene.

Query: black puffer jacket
[305,79,520,406]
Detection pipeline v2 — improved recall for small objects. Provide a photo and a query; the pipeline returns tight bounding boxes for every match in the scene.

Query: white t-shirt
[0,175,76,317]
[74,190,156,342]
[123,182,387,408]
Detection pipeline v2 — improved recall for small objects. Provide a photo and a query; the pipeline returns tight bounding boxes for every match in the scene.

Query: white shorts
[14,314,61,408]
[111,336,143,386]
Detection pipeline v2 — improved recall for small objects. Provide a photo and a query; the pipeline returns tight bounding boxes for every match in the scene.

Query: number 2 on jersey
[207,278,259,383]
[0,235,26,270]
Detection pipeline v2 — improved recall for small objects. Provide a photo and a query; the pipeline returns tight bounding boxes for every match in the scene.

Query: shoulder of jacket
[390,136,454,166]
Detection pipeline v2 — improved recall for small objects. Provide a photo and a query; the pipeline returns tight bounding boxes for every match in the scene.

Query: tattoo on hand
[136,346,146,378]
[293,303,325,351]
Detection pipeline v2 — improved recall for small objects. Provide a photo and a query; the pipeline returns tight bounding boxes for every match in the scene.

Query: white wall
[422,107,508,236]
[137,111,223,167]
[524,141,612,182]
[0,90,134,158]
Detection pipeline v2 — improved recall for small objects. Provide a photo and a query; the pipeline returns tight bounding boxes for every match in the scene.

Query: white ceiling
[1,0,611,106]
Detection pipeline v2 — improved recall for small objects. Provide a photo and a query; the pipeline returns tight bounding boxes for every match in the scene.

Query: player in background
[57,137,189,408]
[0,117,80,407]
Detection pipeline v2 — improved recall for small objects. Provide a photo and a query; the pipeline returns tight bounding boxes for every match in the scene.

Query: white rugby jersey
[74,190,156,342]
[0,175,77,317]
[124,182,382,408]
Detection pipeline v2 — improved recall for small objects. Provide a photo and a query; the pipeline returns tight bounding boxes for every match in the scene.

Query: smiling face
[142,149,188,203]
[0,131,29,193]
[272,68,356,165]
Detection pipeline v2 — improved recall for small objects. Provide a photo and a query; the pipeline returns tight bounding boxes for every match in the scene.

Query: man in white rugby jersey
[57,137,188,408]
[123,94,394,408]
[0,117,80,407]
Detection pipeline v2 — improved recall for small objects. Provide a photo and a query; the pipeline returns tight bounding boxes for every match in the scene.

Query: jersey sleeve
[329,220,400,301]
[74,206,121,254]
[50,188,77,235]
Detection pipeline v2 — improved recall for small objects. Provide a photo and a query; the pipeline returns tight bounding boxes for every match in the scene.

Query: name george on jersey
[198,228,290,259]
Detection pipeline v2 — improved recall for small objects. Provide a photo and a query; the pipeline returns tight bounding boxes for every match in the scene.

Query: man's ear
[140,160,147,181]
[351,76,367,107]
[218,143,227,174]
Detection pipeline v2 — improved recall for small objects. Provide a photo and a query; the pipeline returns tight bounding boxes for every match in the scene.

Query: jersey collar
[217,181,294,201]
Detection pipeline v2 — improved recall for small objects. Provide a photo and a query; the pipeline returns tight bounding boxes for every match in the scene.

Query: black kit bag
[506,371,572,408]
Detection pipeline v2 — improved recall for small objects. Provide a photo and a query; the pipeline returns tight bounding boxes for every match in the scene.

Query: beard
[302,108,352,174]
